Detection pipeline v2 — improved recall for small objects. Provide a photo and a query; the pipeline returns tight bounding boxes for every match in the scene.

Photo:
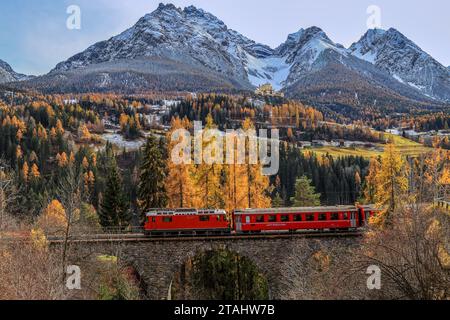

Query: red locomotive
[144,208,230,236]
[144,205,376,236]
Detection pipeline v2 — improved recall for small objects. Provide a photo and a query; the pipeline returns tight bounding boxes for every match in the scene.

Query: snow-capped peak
[349,27,450,101]
[267,26,351,88]
[0,59,15,74]
[154,3,181,14]
[241,26,350,90]
[0,59,31,83]
[142,3,183,21]
[350,28,423,61]
[183,5,226,29]
[349,28,386,63]
[276,27,347,63]
[53,2,272,88]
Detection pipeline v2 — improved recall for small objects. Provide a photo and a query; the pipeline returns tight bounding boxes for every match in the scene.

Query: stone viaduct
[61,235,359,300]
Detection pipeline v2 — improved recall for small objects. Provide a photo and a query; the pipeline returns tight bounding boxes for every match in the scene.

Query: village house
[298,141,312,149]
[312,140,329,147]
[330,140,340,147]
[343,141,368,148]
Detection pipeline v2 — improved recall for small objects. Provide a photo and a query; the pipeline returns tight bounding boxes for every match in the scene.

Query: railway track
[47,230,363,244]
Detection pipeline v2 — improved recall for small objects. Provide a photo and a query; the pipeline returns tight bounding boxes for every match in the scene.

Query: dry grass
[307,146,382,158]
[304,132,433,159]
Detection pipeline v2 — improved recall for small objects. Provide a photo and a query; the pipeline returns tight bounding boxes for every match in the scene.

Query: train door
[235,215,242,232]
[350,211,357,228]
[358,208,364,227]
[364,209,371,226]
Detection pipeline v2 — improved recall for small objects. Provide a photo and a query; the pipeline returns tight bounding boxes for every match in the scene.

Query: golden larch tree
[22,162,29,182]
[374,144,409,223]
[30,164,40,179]
[424,148,450,200]
[223,131,250,212]
[165,117,198,208]
[79,124,92,142]
[38,200,67,235]
[364,157,381,204]
[241,118,271,209]
[193,114,224,209]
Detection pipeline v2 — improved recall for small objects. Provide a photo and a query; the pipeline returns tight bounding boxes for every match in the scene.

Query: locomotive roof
[234,206,359,215]
[146,209,227,216]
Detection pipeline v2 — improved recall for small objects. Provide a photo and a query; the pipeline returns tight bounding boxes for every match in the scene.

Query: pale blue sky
[1,0,449,75]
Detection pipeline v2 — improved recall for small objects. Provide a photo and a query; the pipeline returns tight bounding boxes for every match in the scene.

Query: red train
[145,209,230,236]
[144,205,376,236]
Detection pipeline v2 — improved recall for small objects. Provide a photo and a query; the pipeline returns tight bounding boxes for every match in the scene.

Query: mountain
[33,3,270,93]
[269,26,437,114]
[0,59,31,83]
[49,3,287,92]
[275,27,348,86]
[18,3,449,109]
[349,28,450,101]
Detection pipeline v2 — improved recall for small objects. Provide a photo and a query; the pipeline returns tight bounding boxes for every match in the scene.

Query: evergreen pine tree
[272,192,284,208]
[99,157,130,229]
[291,176,321,207]
[138,136,168,218]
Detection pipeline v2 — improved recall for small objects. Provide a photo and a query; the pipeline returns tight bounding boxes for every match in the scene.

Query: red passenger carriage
[232,205,375,233]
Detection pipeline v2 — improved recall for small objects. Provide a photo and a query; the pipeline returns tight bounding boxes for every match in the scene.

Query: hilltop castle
[255,83,284,98]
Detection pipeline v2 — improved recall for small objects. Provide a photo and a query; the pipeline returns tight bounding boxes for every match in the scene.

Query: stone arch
[169,244,271,300]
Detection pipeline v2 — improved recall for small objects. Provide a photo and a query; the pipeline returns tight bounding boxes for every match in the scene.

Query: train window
[256,215,264,223]
[268,215,277,222]
[306,214,314,221]
[294,214,302,222]
[319,214,327,221]
[152,217,156,223]
[281,215,289,222]
[200,216,210,222]
[342,213,349,220]
[163,217,172,223]
[246,216,251,224]
[216,216,221,221]
[331,213,339,220]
